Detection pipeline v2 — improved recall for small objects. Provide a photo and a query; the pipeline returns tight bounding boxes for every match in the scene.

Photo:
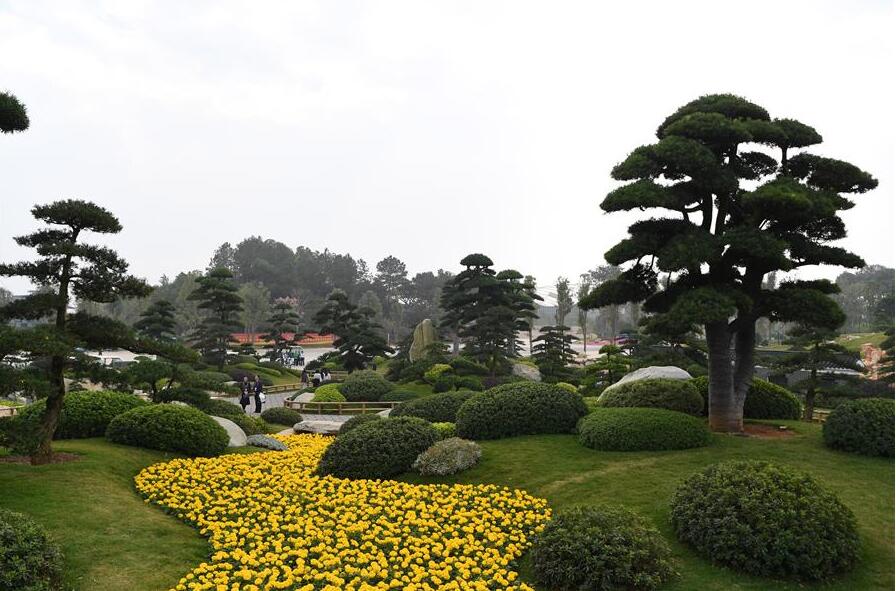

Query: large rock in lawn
[294,420,343,435]
[210,416,248,447]
[604,366,693,393]
[512,362,542,382]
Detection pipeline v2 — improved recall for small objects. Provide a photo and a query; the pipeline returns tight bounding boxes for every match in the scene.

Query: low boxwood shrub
[312,383,346,403]
[339,370,394,402]
[597,379,703,416]
[154,387,210,407]
[246,434,288,451]
[530,505,675,591]
[432,375,455,393]
[338,413,381,435]
[690,376,801,419]
[231,414,267,436]
[413,437,481,476]
[449,356,488,376]
[554,382,578,394]
[260,407,303,426]
[106,404,229,457]
[380,390,421,402]
[391,391,475,423]
[317,416,439,479]
[670,461,859,580]
[199,398,245,420]
[454,376,484,391]
[0,509,64,591]
[12,391,147,443]
[823,398,894,457]
[578,408,711,451]
[423,363,453,384]
[456,382,587,440]
[432,422,456,439]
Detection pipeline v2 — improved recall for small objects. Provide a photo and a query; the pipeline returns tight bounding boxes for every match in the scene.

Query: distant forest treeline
[34,236,893,343]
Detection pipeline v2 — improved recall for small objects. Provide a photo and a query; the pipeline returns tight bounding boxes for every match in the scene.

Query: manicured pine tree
[0,91,29,133]
[134,300,177,340]
[532,325,578,381]
[266,299,302,363]
[497,269,539,356]
[577,276,592,352]
[0,200,150,463]
[523,274,540,352]
[580,94,877,432]
[188,267,243,369]
[314,289,393,371]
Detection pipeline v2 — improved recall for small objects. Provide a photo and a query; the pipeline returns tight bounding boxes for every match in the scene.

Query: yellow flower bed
[136,434,551,591]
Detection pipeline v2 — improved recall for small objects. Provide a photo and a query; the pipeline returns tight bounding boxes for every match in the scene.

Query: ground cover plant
[135,434,551,590]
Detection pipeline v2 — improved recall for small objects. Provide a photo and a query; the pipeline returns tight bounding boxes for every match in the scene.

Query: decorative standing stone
[409,319,437,362]
[512,362,542,382]
[210,416,248,447]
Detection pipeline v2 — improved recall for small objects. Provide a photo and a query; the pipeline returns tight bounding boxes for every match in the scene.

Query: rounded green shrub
[456,382,588,440]
[317,417,438,479]
[423,363,453,384]
[154,387,211,407]
[312,383,346,403]
[454,376,484,391]
[670,461,859,580]
[690,377,801,419]
[530,505,675,591]
[380,390,421,402]
[597,379,703,416]
[823,398,894,457]
[106,404,229,457]
[231,414,267,436]
[391,391,475,423]
[449,356,488,376]
[338,414,381,435]
[432,422,457,439]
[260,407,303,426]
[432,375,455,393]
[0,509,64,591]
[13,391,148,441]
[339,370,394,402]
[199,398,245,420]
[554,382,578,394]
[578,408,711,451]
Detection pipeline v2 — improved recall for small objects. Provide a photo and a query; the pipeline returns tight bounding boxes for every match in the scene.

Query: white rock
[602,366,693,394]
[210,416,248,447]
[293,420,343,435]
[512,362,542,382]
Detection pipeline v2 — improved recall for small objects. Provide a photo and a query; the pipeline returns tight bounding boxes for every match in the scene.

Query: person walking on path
[301,369,309,387]
[311,370,322,388]
[239,376,251,413]
[253,375,265,414]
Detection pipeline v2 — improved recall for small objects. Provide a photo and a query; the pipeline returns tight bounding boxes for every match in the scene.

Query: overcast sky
[1,0,893,298]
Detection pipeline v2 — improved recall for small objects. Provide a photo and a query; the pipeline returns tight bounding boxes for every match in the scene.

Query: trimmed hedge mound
[260,407,303,426]
[390,391,475,423]
[339,370,394,402]
[338,414,381,435]
[456,382,587,440]
[670,461,859,580]
[106,404,229,457]
[0,509,64,591]
[531,505,675,591]
[380,390,421,402]
[10,391,147,451]
[823,398,894,457]
[691,377,801,419]
[311,383,346,403]
[578,407,711,451]
[317,417,438,479]
[597,378,703,415]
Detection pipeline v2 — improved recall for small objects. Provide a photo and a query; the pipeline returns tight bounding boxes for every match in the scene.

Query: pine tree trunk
[804,366,817,421]
[705,321,742,433]
[732,319,756,422]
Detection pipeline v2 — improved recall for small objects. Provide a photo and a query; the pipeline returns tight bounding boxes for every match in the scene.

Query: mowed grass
[405,421,894,591]
[0,421,892,591]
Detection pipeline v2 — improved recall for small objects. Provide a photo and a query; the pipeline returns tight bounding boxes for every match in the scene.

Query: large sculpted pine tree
[580,94,877,432]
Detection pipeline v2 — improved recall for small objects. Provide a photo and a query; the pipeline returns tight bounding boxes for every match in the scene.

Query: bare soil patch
[743,423,795,439]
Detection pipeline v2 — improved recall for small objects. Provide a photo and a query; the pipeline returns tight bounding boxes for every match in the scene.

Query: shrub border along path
[0,420,892,591]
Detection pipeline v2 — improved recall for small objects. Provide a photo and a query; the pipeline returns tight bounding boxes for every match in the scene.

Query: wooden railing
[283,399,402,416]
[811,409,832,423]
[264,383,304,394]
[0,406,19,418]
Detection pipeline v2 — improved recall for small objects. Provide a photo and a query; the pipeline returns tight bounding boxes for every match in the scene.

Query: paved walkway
[225,390,355,423]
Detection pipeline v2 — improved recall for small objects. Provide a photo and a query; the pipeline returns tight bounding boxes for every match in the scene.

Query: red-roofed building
[230,332,334,347]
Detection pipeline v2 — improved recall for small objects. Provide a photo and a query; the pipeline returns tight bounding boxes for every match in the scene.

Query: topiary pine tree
[266,299,302,363]
[314,289,393,371]
[579,94,877,432]
[0,91,29,133]
[134,299,177,341]
[188,267,243,369]
[0,200,150,463]
[532,325,579,382]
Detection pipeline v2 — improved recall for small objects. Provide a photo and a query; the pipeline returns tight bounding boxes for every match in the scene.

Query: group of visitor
[300,368,331,388]
[239,375,265,414]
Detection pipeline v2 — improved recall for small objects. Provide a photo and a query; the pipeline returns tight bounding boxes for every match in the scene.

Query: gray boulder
[409,319,438,362]
[210,416,248,447]
[246,434,288,451]
[512,362,542,382]
[294,420,343,435]
[602,366,693,394]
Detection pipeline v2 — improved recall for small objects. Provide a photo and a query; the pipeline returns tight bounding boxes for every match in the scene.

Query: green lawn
[0,422,892,591]
[836,332,888,352]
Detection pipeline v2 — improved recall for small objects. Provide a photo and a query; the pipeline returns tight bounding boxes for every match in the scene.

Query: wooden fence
[0,406,19,418]
[283,399,402,416]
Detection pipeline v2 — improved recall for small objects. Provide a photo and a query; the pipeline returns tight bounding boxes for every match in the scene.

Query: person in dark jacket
[253,375,264,414]
[239,376,251,413]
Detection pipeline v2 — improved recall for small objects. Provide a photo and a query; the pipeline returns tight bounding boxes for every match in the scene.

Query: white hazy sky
[1,0,894,297]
